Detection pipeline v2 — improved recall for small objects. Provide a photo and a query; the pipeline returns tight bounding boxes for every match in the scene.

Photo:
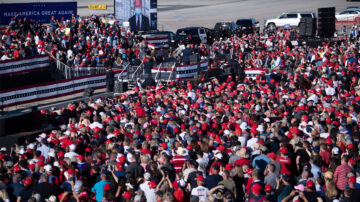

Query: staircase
[115,61,177,95]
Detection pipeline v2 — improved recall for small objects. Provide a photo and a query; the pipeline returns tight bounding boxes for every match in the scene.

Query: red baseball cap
[24,178,32,186]
[196,175,204,182]
[123,192,132,199]
[225,164,233,171]
[267,152,276,159]
[265,184,272,192]
[76,155,84,161]
[279,147,288,154]
[349,176,356,183]
[306,180,314,188]
[251,183,262,195]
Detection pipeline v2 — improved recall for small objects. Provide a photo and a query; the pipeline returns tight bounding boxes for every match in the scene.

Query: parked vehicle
[236,18,260,34]
[336,10,360,20]
[213,22,237,38]
[145,30,185,47]
[176,27,207,44]
[346,6,360,10]
[264,12,316,30]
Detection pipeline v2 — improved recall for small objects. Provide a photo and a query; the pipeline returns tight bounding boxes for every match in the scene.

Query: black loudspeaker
[290,30,297,40]
[83,87,94,97]
[114,81,128,93]
[299,18,315,37]
[299,20,307,36]
[318,7,335,38]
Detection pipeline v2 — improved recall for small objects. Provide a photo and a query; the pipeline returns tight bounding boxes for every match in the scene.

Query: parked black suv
[145,30,185,47]
[176,27,208,45]
[213,22,238,38]
[236,18,260,34]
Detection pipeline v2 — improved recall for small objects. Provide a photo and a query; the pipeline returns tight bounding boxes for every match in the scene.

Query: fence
[0,55,49,77]
[52,58,109,79]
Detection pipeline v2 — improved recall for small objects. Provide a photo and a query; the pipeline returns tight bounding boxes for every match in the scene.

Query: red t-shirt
[276,156,292,175]
[136,107,145,117]
[319,151,331,172]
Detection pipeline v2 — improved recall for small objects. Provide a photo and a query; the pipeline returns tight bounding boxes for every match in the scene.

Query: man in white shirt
[191,175,209,202]
[64,144,78,161]
[37,138,50,159]
[89,116,104,130]
[139,173,156,202]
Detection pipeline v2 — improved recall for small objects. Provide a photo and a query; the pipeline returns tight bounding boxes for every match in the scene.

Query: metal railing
[166,64,177,84]
[117,62,131,83]
[130,62,144,81]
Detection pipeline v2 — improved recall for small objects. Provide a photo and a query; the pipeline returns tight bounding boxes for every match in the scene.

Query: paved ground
[7,0,360,31]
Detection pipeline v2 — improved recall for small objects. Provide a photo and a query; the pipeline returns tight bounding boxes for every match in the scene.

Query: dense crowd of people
[1,14,360,202]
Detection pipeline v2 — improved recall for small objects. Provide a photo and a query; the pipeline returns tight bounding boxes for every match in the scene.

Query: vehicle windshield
[214,23,232,29]
[300,14,313,18]
[236,20,252,26]
[176,29,198,36]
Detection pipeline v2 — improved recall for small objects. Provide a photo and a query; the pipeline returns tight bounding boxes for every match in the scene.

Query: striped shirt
[171,155,187,172]
[334,164,352,191]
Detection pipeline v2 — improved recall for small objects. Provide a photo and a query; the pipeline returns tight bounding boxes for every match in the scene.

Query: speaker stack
[299,17,316,37]
[318,7,336,38]
[114,81,128,94]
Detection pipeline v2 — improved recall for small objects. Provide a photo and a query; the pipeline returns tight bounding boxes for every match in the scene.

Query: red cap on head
[349,176,356,183]
[225,164,233,171]
[196,175,204,181]
[265,184,272,192]
[77,155,84,161]
[267,152,276,159]
[306,180,314,188]
[279,147,288,154]
[123,192,132,199]
[251,183,262,195]
[24,178,32,186]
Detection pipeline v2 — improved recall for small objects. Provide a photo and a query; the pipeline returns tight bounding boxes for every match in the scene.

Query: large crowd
[1,14,360,202]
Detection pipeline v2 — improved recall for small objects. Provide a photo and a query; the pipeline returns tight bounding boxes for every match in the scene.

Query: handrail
[154,63,162,88]
[117,62,131,82]
[154,63,162,81]
[166,64,176,85]
[131,62,144,81]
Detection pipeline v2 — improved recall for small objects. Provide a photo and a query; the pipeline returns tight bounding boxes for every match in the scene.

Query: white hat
[144,172,151,180]
[215,153,223,159]
[53,161,59,167]
[176,147,188,156]
[0,147,6,152]
[264,118,271,123]
[44,165,52,172]
[39,133,47,138]
[18,148,25,155]
[27,143,35,150]
[45,195,57,202]
[332,147,340,155]
[240,122,248,130]
[256,125,264,132]
[224,130,230,135]
[178,179,186,187]
[48,152,55,158]
[127,153,134,162]
[69,144,76,151]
